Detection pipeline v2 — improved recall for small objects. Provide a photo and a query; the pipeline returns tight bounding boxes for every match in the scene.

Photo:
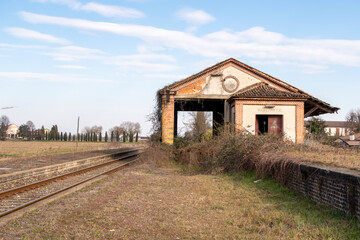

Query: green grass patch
[227,172,360,239]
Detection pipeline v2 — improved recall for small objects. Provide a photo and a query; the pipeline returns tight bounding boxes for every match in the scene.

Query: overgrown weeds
[173,130,309,184]
[138,142,174,168]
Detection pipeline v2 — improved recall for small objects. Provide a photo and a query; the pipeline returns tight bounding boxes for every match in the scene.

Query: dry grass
[1,147,359,239]
[0,141,138,160]
[286,141,360,170]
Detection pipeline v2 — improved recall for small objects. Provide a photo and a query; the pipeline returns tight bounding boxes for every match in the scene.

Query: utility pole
[76,116,80,152]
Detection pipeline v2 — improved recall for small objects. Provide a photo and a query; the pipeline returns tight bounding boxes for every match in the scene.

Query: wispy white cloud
[249,60,329,74]
[176,8,215,25]
[107,53,177,72]
[143,73,187,80]
[32,0,144,18]
[0,43,48,49]
[31,0,82,9]
[0,71,114,83]
[81,2,144,18]
[19,12,360,68]
[44,45,105,61]
[56,65,86,69]
[5,27,70,44]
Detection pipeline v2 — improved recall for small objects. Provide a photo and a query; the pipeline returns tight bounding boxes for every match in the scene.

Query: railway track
[0,149,140,218]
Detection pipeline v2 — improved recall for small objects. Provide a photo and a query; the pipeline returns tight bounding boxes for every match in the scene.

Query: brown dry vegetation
[175,131,360,177]
[0,141,139,160]
[287,141,360,170]
[1,145,359,239]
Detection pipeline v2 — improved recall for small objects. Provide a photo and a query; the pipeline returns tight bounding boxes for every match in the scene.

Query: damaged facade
[159,58,339,144]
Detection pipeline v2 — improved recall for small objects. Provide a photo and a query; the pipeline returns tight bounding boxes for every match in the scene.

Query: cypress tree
[60,132,63,141]
[116,131,120,142]
[72,135,75,141]
[110,131,114,142]
[45,132,48,141]
[69,132,72,141]
[99,132,102,142]
[129,132,133,142]
[94,133,97,142]
[64,132,67,141]
[105,131,108,142]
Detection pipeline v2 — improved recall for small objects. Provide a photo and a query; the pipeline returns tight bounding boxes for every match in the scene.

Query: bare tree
[134,122,141,135]
[1,115,10,126]
[109,122,141,143]
[184,112,212,141]
[25,121,36,140]
[346,109,360,133]
[83,126,92,134]
[0,115,9,141]
[91,125,103,135]
[109,126,124,142]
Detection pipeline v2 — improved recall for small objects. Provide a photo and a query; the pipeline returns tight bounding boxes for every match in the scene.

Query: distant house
[324,121,350,137]
[139,136,150,142]
[336,133,360,147]
[6,123,19,139]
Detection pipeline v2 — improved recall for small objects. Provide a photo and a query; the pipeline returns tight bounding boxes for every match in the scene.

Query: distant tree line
[0,115,141,143]
[109,121,141,143]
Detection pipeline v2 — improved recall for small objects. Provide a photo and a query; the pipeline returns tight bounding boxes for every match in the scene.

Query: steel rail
[0,154,139,218]
[0,149,139,200]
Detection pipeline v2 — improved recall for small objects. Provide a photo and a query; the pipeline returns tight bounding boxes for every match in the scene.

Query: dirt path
[0,157,359,239]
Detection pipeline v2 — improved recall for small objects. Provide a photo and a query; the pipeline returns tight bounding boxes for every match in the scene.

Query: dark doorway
[256,115,283,135]
[256,115,268,134]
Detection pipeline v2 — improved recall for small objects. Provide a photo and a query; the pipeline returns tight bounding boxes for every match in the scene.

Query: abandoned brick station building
[159,58,339,144]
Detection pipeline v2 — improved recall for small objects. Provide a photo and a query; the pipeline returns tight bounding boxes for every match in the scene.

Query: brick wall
[286,163,360,218]
[161,94,175,144]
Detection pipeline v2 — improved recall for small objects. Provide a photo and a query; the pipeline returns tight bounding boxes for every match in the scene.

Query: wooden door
[268,115,283,135]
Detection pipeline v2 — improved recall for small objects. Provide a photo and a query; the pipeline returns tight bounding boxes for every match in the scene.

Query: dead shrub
[139,143,174,168]
[173,130,305,184]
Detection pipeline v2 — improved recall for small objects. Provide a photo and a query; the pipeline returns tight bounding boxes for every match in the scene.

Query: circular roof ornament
[222,76,239,93]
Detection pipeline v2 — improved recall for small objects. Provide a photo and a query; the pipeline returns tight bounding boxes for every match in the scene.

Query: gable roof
[161,58,300,93]
[159,58,339,116]
[231,82,308,99]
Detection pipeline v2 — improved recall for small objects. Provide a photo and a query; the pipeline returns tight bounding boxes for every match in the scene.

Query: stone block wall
[286,163,360,218]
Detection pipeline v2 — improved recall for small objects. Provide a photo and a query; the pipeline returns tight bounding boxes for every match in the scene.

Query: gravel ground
[0,158,134,213]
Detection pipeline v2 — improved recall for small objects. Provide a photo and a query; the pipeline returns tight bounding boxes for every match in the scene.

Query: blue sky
[0,0,359,135]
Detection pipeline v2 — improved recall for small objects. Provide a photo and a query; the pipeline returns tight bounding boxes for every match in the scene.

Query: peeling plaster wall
[242,105,296,142]
[202,66,261,95]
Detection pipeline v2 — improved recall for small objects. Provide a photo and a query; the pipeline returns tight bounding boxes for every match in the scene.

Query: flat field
[0,141,136,159]
[1,150,359,239]
[287,142,360,171]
